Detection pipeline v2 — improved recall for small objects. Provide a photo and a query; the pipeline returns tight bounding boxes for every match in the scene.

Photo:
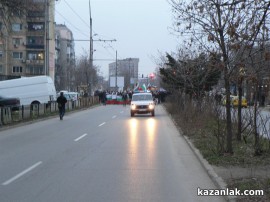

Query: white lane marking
[74,133,88,142]
[112,115,117,119]
[2,161,42,186]
[120,111,124,113]
[99,122,106,127]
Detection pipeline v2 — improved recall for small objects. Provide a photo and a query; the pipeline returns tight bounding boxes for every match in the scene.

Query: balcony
[26,60,44,65]
[26,44,45,49]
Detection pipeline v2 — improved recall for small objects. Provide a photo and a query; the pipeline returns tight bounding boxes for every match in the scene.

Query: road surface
[0,105,225,202]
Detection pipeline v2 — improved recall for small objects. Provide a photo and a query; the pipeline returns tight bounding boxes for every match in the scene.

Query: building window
[13,66,23,73]
[13,38,21,46]
[12,23,23,32]
[0,65,2,73]
[13,10,22,17]
[27,11,45,18]
[28,22,44,31]
[0,51,3,58]
[33,0,45,2]
[26,65,44,75]
[13,52,23,59]
[0,22,2,30]
[27,51,44,60]
[27,36,44,45]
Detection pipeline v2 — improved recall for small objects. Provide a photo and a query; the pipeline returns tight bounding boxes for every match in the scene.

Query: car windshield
[132,94,152,101]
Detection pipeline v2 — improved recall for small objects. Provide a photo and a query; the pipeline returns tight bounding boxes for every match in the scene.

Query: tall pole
[45,0,49,76]
[115,50,118,91]
[89,0,93,69]
[89,0,93,95]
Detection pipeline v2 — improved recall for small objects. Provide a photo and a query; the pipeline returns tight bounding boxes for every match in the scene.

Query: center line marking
[74,133,88,142]
[112,115,117,119]
[99,122,105,127]
[2,161,42,186]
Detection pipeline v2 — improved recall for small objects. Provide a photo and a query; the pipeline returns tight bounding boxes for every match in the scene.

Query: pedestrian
[57,92,67,120]
[102,91,107,105]
[122,90,127,106]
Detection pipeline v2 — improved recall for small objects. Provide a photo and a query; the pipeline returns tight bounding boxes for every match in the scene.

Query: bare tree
[74,53,98,96]
[168,0,270,153]
[0,0,42,32]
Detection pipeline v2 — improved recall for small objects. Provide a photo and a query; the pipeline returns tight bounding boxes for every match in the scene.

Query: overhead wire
[62,0,90,30]
[55,1,119,62]
[61,0,100,37]
[55,9,90,39]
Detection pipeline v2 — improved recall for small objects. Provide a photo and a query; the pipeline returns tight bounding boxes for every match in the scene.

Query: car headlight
[149,103,154,110]
[131,104,136,110]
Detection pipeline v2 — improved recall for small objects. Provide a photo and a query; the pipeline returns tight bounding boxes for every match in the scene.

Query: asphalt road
[0,104,226,202]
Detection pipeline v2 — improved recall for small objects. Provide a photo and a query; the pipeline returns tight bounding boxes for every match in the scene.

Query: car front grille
[137,105,147,109]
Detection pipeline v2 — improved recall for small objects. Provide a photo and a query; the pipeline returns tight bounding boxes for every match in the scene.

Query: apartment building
[109,58,139,90]
[55,24,75,91]
[0,0,56,81]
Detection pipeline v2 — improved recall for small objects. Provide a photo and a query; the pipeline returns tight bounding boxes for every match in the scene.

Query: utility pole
[89,0,117,94]
[45,0,49,76]
[88,0,93,96]
[89,0,93,70]
[115,50,118,91]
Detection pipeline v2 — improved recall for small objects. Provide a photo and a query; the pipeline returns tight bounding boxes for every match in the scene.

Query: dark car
[0,95,20,110]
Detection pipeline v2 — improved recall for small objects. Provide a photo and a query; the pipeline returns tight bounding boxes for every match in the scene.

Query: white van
[0,76,57,106]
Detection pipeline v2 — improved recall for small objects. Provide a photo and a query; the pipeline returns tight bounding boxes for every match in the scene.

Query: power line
[55,1,118,60]
[63,0,90,29]
[55,9,89,39]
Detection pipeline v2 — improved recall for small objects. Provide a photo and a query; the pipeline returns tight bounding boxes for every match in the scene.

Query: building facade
[0,0,56,81]
[55,24,75,91]
[109,58,139,90]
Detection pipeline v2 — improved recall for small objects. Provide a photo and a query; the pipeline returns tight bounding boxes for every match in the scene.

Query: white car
[130,92,155,117]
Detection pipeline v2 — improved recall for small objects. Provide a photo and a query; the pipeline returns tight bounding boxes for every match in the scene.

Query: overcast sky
[55,0,178,79]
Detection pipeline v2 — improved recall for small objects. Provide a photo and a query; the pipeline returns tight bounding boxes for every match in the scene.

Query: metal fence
[0,96,99,126]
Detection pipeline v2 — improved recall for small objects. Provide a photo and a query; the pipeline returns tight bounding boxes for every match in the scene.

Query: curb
[162,105,237,202]
[183,136,237,202]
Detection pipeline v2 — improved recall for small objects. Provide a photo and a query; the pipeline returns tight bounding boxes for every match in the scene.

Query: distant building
[55,24,75,91]
[0,0,56,81]
[109,58,139,90]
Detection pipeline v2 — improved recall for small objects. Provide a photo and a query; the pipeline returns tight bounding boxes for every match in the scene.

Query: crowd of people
[94,89,168,105]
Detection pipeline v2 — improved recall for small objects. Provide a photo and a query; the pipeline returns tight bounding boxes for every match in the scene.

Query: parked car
[130,92,155,117]
[0,95,20,110]
[57,91,72,101]
[222,95,248,108]
[68,92,79,101]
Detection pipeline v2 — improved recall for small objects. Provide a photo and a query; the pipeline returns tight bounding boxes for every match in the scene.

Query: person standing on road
[122,90,128,106]
[57,92,67,120]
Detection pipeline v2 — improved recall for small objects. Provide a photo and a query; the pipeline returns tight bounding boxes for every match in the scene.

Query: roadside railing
[0,96,99,126]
